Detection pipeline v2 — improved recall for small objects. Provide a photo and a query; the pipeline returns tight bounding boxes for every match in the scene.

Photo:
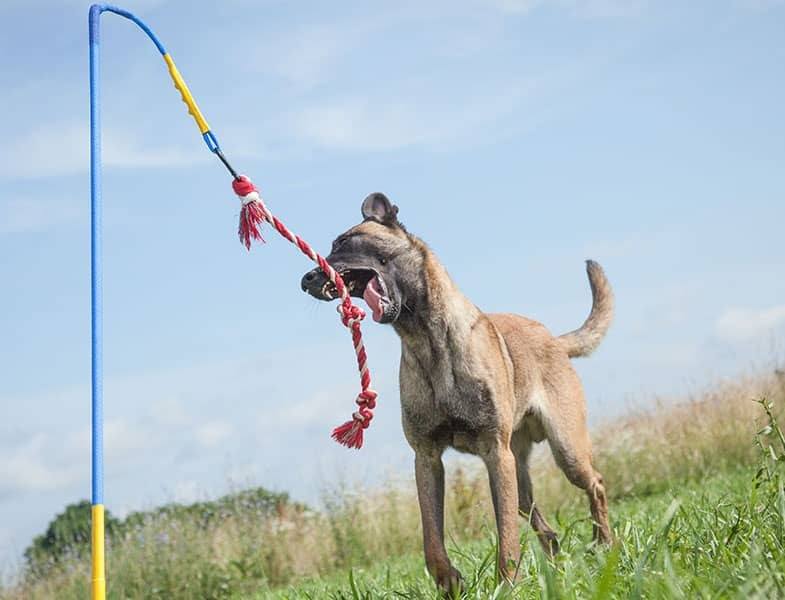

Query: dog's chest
[399,343,497,453]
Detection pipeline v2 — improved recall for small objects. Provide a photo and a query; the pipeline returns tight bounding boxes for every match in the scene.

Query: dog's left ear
[361,193,399,226]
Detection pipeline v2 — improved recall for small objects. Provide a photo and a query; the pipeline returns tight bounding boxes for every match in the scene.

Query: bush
[23,500,121,577]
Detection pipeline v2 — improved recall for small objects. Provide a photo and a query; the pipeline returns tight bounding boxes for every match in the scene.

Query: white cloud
[249,24,363,89]
[240,7,418,90]
[560,0,647,18]
[289,80,534,152]
[0,121,206,180]
[486,0,646,17]
[103,127,208,171]
[194,421,233,447]
[736,0,785,9]
[153,398,192,428]
[291,99,423,152]
[1,122,86,179]
[0,434,81,496]
[171,480,202,504]
[0,196,80,235]
[263,387,355,428]
[716,305,785,343]
[65,419,151,462]
[487,0,544,14]
[581,228,683,261]
[105,420,151,461]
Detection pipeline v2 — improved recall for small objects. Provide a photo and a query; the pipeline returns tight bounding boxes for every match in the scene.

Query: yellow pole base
[91,504,106,600]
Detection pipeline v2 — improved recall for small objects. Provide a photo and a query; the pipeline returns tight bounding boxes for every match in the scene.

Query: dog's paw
[436,566,464,597]
[539,531,560,558]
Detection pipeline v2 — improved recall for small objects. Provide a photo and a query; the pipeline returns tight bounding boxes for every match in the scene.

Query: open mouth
[321,268,390,323]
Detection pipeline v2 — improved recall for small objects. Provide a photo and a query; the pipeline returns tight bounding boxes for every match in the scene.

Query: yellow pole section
[163,53,211,134]
[91,504,106,600]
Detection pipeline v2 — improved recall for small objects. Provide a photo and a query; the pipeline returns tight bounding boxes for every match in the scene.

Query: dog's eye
[379,255,388,265]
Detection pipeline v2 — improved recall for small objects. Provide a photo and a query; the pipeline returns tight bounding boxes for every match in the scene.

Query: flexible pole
[87,5,380,593]
[86,7,239,597]
[88,5,105,599]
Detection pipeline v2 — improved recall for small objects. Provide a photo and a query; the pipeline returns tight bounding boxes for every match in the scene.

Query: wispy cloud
[258,386,358,429]
[288,79,536,152]
[0,420,163,500]
[486,0,544,14]
[171,480,203,504]
[735,0,785,9]
[581,228,685,261]
[716,305,785,343]
[104,130,207,171]
[487,0,646,17]
[238,6,417,91]
[0,434,81,498]
[0,122,86,179]
[0,195,80,235]
[65,419,153,465]
[247,23,367,90]
[195,421,234,448]
[0,121,206,180]
[560,0,648,18]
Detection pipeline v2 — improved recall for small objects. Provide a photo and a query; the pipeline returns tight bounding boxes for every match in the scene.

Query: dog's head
[300,193,422,325]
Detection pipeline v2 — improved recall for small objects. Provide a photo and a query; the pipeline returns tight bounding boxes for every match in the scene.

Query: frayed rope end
[238,201,266,250]
[331,419,365,449]
[232,175,267,250]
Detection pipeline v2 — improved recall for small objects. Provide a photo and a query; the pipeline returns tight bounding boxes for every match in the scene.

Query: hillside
[3,367,784,599]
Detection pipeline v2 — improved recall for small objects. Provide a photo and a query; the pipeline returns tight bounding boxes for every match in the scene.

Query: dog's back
[488,260,614,435]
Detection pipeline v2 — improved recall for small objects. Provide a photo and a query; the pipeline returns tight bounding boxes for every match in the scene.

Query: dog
[301,193,613,591]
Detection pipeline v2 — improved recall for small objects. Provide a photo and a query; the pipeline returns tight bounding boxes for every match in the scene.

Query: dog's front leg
[482,440,520,582]
[415,450,462,593]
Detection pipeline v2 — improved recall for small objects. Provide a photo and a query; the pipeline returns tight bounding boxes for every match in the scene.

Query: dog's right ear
[361,193,399,227]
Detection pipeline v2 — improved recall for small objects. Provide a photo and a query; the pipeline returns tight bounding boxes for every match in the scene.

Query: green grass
[3,372,785,599]
[253,463,785,599]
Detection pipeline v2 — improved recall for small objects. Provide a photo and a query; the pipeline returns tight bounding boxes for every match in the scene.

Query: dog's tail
[557,260,614,358]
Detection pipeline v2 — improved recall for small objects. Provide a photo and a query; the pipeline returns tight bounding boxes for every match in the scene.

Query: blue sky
[1,0,784,575]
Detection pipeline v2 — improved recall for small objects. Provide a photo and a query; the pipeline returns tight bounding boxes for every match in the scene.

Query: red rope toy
[232,176,377,449]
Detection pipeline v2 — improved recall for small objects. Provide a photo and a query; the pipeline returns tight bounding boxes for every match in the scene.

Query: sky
[1,0,784,577]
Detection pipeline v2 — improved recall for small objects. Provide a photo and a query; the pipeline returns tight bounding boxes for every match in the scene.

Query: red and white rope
[232,175,377,449]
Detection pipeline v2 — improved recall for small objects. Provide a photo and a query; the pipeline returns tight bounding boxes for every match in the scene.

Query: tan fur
[557,261,614,358]
[396,246,613,590]
[301,207,614,592]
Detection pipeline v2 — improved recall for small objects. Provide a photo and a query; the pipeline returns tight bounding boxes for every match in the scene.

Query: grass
[3,367,785,599]
[264,462,784,599]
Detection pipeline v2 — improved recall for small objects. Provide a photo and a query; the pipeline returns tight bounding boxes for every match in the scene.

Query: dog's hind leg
[512,431,559,556]
[545,422,612,545]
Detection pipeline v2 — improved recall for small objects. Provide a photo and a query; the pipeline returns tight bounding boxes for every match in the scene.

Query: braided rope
[232,176,377,449]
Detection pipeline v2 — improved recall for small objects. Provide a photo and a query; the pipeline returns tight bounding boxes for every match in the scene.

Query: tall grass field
[3,367,784,599]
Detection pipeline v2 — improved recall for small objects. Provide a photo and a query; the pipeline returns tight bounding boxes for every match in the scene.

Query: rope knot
[339,303,365,328]
[353,406,374,427]
[232,175,257,197]
[356,389,378,410]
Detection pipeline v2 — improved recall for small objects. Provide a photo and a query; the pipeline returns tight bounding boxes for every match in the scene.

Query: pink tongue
[363,277,385,322]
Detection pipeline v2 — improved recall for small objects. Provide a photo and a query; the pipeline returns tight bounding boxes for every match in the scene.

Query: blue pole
[89,5,106,598]
[89,3,167,503]
[89,3,103,510]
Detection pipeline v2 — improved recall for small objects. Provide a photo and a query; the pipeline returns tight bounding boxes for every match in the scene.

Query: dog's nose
[301,267,328,296]
[301,269,317,291]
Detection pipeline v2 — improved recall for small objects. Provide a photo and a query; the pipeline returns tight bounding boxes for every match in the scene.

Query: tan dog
[301,193,613,591]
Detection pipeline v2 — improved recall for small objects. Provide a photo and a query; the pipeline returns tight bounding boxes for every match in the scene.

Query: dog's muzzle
[301,267,334,300]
